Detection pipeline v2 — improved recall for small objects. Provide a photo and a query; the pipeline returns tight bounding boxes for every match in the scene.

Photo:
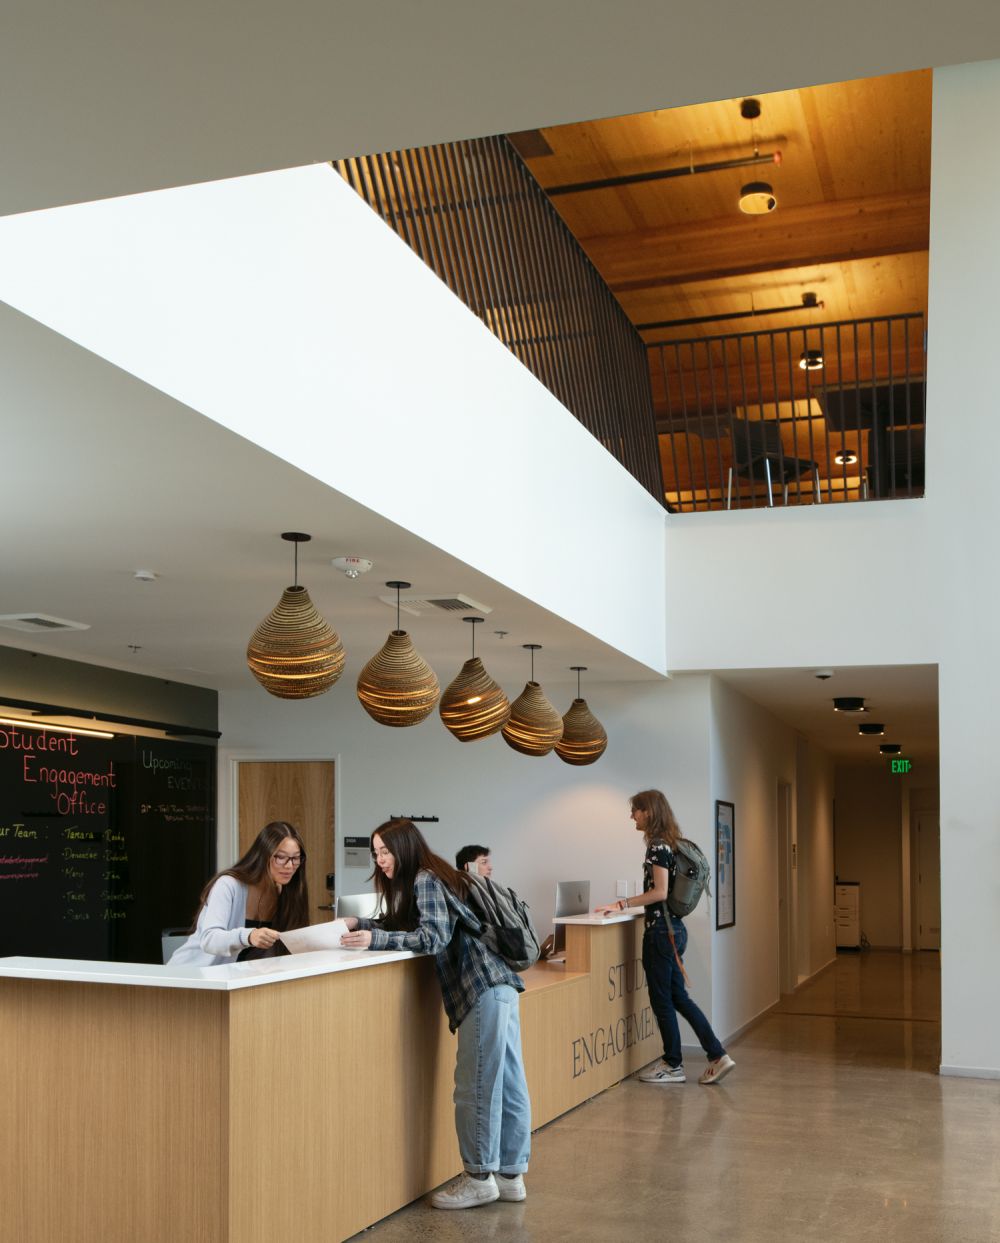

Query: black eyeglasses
[272,852,303,868]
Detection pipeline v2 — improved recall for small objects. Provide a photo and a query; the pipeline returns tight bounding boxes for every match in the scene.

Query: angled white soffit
[0,165,667,674]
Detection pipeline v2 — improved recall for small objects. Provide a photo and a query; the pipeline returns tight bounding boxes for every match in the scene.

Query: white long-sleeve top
[168,875,253,966]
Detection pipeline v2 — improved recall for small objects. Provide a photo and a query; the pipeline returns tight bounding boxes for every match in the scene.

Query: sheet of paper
[279,918,350,954]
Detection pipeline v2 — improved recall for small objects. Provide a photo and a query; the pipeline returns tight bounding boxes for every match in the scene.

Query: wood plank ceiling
[510,70,931,506]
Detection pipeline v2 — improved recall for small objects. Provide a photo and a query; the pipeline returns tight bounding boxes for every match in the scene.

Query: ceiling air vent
[0,613,91,633]
[377,592,492,618]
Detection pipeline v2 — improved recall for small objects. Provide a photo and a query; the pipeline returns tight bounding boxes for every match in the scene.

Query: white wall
[665,499,935,672]
[0,164,667,675]
[834,766,903,948]
[795,736,837,978]
[708,677,796,1038]
[218,673,712,961]
[924,60,1000,1077]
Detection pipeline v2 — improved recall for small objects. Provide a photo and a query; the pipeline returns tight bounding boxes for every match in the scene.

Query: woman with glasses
[169,821,310,965]
[340,819,531,1211]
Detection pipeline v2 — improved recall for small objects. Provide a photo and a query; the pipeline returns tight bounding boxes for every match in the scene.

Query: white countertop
[553,911,643,926]
[0,947,419,991]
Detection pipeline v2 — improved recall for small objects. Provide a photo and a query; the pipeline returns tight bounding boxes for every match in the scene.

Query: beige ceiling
[716,666,939,767]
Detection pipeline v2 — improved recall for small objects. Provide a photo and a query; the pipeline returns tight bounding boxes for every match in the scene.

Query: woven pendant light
[440,617,510,741]
[246,532,345,699]
[555,666,608,766]
[357,581,440,727]
[502,644,563,757]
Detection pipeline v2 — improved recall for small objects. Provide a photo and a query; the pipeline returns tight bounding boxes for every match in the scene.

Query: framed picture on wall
[715,800,735,930]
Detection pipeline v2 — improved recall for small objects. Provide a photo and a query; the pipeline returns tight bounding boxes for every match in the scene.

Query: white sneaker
[497,1173,526,1202]
[698,1054,736,1085]
[429,1172,500,1210]
[637,1060,686,1084]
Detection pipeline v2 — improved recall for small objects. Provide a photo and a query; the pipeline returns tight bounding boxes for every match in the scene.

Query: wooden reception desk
[0,912,654,1243]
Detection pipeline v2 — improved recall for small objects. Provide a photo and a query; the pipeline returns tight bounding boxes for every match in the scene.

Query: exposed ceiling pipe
[639,292,822,336]
[546,149,781,197]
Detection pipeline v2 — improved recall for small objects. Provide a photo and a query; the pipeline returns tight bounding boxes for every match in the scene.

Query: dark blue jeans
[642,917,726,1068]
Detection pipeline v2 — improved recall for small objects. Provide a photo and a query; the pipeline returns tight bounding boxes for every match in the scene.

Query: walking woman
[597,790,735,1086]
[340,818,531,1210]
[169,821,309,965]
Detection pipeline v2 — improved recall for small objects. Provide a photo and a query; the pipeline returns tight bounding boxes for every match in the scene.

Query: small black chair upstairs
[727,418,822,508]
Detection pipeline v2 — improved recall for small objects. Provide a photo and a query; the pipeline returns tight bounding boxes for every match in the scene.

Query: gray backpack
[463,873,541,971]
[666,837,711,917]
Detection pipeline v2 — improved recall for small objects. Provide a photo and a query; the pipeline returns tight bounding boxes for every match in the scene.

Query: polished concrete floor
[353,952,1000,1243]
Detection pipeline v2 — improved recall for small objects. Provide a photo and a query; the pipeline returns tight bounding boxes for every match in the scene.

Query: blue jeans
[643,917,726,1068]
[454,984,531,1175]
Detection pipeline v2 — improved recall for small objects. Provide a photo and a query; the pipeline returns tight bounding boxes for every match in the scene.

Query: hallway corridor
[355,952,1000,1242]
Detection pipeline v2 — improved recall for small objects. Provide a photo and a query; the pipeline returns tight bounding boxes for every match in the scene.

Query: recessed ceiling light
[833,696,866,712]
[880,743,902,755]
[835,450,859,466]
[858,722,885,736]
[798,349,824,371]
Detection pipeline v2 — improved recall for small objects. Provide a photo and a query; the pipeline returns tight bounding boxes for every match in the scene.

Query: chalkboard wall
[0,722,215,963]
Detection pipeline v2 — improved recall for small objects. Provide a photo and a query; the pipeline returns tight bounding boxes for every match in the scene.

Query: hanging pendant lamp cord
[577,669,582,698]
[396,584,401,632]
[530,649,535,682]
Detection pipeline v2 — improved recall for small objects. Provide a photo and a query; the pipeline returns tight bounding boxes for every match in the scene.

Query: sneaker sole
[497,1188,526,1202]
[429,1190,500,1210]
[700,1061,735,1086]
[638,1075,686,1084]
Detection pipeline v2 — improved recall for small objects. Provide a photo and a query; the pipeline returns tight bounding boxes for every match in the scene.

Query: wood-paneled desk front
[0,912,654,1243]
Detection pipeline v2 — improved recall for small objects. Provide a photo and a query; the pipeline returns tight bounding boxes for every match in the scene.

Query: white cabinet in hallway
[835,882,861,949]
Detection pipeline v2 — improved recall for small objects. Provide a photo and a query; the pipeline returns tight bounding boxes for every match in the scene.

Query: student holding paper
[169,821,310,965]
[340,818,530,1211]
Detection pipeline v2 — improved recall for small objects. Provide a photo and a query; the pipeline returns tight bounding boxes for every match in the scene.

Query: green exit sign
[890,758,913,775]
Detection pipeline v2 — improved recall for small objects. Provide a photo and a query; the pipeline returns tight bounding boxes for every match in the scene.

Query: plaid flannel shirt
[357,870,523,1031]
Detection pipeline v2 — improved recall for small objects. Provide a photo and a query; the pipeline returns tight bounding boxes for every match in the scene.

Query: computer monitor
[552,879,590,955]
[336,892,382,920]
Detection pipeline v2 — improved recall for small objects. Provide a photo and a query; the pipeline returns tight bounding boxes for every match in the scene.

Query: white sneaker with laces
[698,1053,736,1085]
[637,1060,686,1084]
[429,1172,499,1210]
[497,1173,526,1202]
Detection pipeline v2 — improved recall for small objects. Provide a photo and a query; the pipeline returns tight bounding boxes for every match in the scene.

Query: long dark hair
[195,821,310,931]
[370,818,469,931]
[630,790,682,851]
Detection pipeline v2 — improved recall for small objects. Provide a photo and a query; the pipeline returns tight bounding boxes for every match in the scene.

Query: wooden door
[237,761,335,923]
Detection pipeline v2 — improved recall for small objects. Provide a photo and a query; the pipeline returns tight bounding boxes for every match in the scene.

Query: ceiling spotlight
[133,569,158,582]
[880,743,902,755]
[739,180,776,214]
[331,556,373,579]
[813,669,834,680]
[858,722,885,736]
[798,349,824,371]
[833,697,866,713]
[835,450,859,466]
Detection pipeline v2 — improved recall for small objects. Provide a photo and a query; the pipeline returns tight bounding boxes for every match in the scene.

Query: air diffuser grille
[377,593,492,618]
[0,613,90,633]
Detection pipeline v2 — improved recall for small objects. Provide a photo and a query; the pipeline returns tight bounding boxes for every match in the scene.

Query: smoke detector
[133,569,158,582]
[331,556,374,579]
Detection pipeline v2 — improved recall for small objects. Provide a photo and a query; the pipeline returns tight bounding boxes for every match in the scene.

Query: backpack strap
[664,914,690,985]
